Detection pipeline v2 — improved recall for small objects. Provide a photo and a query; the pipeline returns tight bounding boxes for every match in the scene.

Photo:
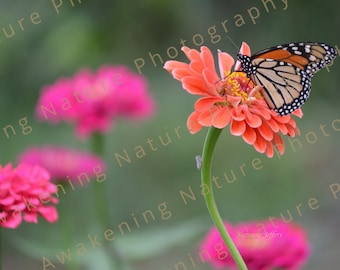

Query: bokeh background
[1,0,339,269]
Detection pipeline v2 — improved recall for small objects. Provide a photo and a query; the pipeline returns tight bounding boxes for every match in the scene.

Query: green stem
[60,198,79,270]
[91,133,109,227]
[90,133,125,268]
[201,127,248,270]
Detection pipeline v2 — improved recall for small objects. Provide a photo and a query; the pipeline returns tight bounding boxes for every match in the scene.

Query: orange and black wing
[252,42,337,76]
[247,42,337,115]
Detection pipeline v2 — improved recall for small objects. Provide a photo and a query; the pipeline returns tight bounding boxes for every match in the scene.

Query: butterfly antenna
[225,36,240,53]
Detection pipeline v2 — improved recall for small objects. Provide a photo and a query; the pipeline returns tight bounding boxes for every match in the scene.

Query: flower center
[217,72,262,103]
[237,232,271,250]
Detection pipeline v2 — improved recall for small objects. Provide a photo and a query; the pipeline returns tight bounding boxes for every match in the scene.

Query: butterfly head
[237,53,254,77]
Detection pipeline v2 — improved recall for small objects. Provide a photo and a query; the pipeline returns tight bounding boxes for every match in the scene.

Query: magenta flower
[0,163,58,229]
[18,146,106,182]
[200,220,310,270]
[36,65,155,138]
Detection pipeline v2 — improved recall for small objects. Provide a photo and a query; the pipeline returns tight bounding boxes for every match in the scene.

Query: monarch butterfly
[237,42,337,115]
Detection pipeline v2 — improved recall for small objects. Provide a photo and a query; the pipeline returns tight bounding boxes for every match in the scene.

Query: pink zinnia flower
[200,220,310,270]
[36,66,155,138]
[18,146,105,182]
[0,164,58,229]
[164,44,302,157]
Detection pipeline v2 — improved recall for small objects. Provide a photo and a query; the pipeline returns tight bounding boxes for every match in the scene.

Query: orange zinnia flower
[164,43,302,158]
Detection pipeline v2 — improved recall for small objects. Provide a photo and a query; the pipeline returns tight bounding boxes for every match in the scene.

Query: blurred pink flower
[36,65,155,138]
[0,163,58,229]
[200,220,310,270]
[18,146,106,182]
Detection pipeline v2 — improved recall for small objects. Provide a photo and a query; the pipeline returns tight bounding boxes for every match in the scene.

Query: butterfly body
[237,42,337,115]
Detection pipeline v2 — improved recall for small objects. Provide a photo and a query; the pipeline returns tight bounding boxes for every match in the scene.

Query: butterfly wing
[252,42,337,76]
[249,42,337,115]
[249,58,311,115]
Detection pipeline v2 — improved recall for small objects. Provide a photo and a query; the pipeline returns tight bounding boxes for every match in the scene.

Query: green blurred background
[1,0,339,269]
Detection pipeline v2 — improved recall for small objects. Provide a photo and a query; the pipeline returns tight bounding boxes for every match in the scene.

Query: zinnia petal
[212,107,232,129]
[266,141,275,158]
[293,108,303,118]
[217,50,235,78]
[201,46,219,79]
[258,122,274,141]
[194,97,223,112]
[164,61,189,75]
[277,122,289,134]
[266,118,280,133]
[198,109,215,126]
[245,113,262,128]
[287,125,300,137]
[182,76,212,95]
[189,61,205,75]
[187,111,202,134]
[230,119,246,136]
[202,69,220,96]
[253,131,267,153]
[273,133,285,155]
[0,164,58,229]
[231,108,246,121]
[242,125,257,145]
[182,46,200,61]
[171,67,194,81]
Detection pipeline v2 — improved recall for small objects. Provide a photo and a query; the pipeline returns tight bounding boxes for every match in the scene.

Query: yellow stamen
[217,72,263,103]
